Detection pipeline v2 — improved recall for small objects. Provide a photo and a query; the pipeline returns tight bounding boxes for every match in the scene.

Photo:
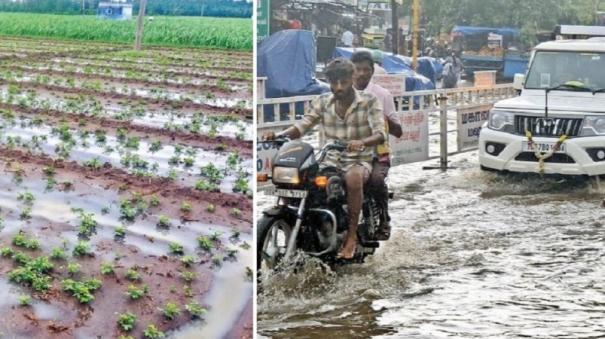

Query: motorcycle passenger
[263,58,386,259]
[351,50,403,240]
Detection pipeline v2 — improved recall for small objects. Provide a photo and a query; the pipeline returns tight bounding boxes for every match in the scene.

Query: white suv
[479,39,605,176]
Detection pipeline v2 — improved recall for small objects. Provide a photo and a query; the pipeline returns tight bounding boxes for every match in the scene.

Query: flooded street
[257,151,605,338]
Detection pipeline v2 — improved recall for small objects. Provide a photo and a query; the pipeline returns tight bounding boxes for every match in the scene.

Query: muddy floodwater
[257,152,605,338]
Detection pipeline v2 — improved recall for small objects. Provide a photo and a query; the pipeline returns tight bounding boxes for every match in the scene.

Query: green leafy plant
[100,262,114,275]
[73,241,91,257]
[149,194,160,207]
[117,312,137,332]
[180,201,192,213]
[67,262,81,275]
[180,255,195,267]
[159,302,181,320]
[115,226,127,238]
[185,301,206,319]
[197,236,213,251]
[180,271,196,282]
[169,242,184,255]
[78,212,97,237]
[125,268,140,281]
[1,246,14,257]
[50,247,67,260]
[126,284,148,300]
[18,294,32,306]
[230,208,242,218]
[157,215,171,227]
[206,203,216,213]
[62,278,102,303]
[17,191,35,205]
[143,324,164,339]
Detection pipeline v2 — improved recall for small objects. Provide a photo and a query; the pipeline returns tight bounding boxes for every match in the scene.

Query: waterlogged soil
[257,152,605,338]
[0,154,252,338]
[0,36,253,338]
[0,115,252,193]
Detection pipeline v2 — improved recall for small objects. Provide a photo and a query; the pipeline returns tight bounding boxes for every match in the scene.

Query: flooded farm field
[257,151,605,338]
[0,37,252,339]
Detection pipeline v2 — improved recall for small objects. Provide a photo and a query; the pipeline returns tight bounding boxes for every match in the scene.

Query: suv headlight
[488,111,514,132]
[580,116,605,136]
[272,167,300,185]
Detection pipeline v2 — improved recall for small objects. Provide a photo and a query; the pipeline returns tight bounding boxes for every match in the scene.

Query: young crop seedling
[157,215,171,228]
[62,278,102,304]
[185,301,206,319]
[143,324,164,339]
[212,255,222,267]
[67,262,81,275]
[18,294,32,306]
[180,271,196,283]
[180,201,192,213]
[206,203,216,213]
[12,231,40,250]
[78,212,98,237]
[100,262,114,275]
[115,225,127,238]
[159,302,181,320]
[126,284,148,300]
[230,208,242,218]
[117,312,137,332]
[149,194,160,207]
[180,255,195,267]
[50,247,67,260]
[1,246,14,257]
[73,241,91,257]
[19,207,32,220]
[125,268,140,281]
[197,236,213,251]
[169,242,184,255]
[17,191,35,205]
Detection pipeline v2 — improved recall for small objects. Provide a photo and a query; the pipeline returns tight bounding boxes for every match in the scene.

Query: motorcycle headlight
[272,167,300,185]
[488,111,515,132]
[580,116,605,136]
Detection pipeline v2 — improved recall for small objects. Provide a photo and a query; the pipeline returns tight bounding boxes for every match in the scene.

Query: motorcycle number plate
[274,189,307,198]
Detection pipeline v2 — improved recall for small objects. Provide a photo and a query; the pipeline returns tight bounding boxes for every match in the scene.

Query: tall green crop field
[0,13,252,50]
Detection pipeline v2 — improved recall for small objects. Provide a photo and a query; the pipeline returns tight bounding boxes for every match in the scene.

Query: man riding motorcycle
[351,50,403,240]
[263,58,386,259]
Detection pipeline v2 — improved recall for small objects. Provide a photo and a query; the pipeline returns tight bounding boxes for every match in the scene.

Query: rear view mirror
[513,73,525,91]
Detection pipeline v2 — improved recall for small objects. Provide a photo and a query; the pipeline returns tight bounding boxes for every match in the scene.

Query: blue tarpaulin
[451,26,520,37]
[257,30,329,99]
[257,30,329,122]
[333,47,437,90]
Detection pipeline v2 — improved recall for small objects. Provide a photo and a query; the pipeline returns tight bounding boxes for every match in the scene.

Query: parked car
[479,38,605,176]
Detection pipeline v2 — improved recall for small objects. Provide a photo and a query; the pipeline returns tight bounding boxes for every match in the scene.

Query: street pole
[412,0,420,70]
[134,0,147,50]
[391,0,398,55]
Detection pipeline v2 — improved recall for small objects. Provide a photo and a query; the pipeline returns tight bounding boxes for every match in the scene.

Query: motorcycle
[257,137,388,270]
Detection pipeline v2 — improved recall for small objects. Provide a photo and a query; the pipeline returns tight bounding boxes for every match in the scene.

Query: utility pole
[81,0,85,14]
[201,0,206,17]
[391,0,398,55]
[134,0,147,50]
[412,0,420,70]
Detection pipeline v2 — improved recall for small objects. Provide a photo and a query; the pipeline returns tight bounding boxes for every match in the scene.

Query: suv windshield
[525,51,605,90]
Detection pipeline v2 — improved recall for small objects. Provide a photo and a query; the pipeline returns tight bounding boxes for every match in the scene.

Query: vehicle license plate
[522,141,566,153]
[273,189,307,198]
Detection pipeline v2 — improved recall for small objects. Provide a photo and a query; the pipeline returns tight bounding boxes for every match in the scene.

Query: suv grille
[514,116,583,137]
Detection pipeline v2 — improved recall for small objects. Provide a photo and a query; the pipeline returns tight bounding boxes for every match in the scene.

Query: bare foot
[337,234,357,259]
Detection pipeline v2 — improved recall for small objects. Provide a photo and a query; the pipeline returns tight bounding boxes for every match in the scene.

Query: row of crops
[0,36,253,339]
[0,13,253,50]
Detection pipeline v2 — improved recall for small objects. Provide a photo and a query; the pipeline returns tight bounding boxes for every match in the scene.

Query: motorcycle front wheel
[257,216,293,271]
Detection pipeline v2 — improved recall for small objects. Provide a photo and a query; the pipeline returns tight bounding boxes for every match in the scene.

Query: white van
[479,39,605,176]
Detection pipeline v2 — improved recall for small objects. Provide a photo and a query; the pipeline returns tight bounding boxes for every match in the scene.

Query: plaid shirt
[294,90,386,171]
